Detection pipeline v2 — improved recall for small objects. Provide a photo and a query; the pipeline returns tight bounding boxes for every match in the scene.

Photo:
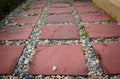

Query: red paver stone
[92,43,120,74]
[13,16,39,24]
[48,7,72,14]
[28,45,88,75]
[75,6,97,13]
[84,24,120,38]
[0,46,24,74]
[46,14,75,23]
[33,1,46,4]
[80,13,110,22]
[31,4,45,9]
[20,9,42,15]
[74,2,94,7]
[40,25,79,40]
[50,3,69,8]
[51,0,69,3]
[0,26,33,40]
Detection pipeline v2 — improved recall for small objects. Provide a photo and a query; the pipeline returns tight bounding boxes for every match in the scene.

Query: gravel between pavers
[0,0,120,79]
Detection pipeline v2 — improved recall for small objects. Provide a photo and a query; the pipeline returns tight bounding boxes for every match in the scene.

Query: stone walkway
[0,0,120,79]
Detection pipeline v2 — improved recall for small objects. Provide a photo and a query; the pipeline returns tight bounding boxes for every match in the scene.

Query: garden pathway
[0,0,120,79]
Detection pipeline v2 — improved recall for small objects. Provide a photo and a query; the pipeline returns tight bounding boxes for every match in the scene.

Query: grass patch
[106,16,117,23]
[79,25,84,29]
[80,31,88,37]
[74,0,92,2]
[33,13,39,16]
[23,5,31,11]
[78,25,84,30]
[98,38,105,42]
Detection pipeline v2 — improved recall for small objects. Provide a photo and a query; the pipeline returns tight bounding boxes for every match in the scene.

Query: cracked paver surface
[46,14,75,23]
[40,25,79,40]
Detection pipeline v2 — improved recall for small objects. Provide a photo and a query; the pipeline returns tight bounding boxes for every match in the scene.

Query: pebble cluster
[0,0,120,79]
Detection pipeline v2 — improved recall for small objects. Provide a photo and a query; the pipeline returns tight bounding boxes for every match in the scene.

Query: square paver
[50,3,70,8]
[84,24,120,38]
[40,25,79,40]
[31,4,45,9]
[46,14,75,23]
[48,7,72,14]
[75,6,97,13]
[74,2,94,7]
[33,0,46,4]
[51,0,69,3]
[13,16,39,24]
[28,45,88,75]
[20,9,42,15]
[80,13,110,22]
[0,26,33,40]
[92,43,120,74]
[0,46,24,74]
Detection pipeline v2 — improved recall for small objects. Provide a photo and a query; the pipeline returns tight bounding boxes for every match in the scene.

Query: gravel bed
[0,40,28,45]
[38,39,82,45]
[0,0,120,79]
[46,23,75,26]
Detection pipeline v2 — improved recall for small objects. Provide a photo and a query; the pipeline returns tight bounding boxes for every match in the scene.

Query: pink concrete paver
[75,6,97,13]
[74,2,94,7]
[20,9,42,15]
[13,16,39,24]
[50,3,69,8]
[80,13,110,22]
[51,0,69,3]
[92,43,120,74]
[28,45,88,75]
[31,4,45,9]
[84,24,120,38]
[40,25,79,40]
[48,7,72,14]
[33,1,46,4]
[0,46,24,74]
[46,14,75,23]
[0,26,33,40]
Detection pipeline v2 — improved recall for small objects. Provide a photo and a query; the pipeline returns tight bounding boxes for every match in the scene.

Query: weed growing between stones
[23,4,31,11]
[74,0,92,2]
[80,31,88,37]
[98,38,105,43]
[107,16,117,23]
[79,25,84,29]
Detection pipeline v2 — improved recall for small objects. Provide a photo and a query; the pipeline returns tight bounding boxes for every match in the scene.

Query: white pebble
[96,60,99,64]
[52,66,57,71]
[24,59,29,64]
[64,76,70,79]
